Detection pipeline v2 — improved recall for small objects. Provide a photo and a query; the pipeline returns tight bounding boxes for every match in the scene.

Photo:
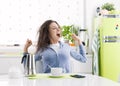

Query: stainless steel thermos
[21,54,36,76]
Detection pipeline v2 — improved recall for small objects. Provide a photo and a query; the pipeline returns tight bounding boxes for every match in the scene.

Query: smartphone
[70,74,85,78]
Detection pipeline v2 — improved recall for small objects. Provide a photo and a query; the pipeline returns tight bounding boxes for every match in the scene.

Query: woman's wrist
[24,46,28,53]
[78,39,82,45]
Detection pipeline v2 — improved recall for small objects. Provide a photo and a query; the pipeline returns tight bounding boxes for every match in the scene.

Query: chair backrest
[36,60,43,73]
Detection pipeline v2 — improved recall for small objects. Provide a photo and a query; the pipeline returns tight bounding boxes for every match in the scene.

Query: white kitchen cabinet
[0,46,24,74]
[0,46,92,74]
[0,55,92,74]
[0,54,92,74]
[0,45,35,74]
[0,57,24,74]
[70,54,92,74]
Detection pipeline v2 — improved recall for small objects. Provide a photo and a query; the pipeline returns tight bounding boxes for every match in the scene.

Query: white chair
[36,60,43,73]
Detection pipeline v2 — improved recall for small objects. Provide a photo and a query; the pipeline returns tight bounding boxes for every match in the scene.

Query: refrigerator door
[99,18,120,81]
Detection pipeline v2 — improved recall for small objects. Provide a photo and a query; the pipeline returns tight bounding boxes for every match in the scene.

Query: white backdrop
[0,0,84,45]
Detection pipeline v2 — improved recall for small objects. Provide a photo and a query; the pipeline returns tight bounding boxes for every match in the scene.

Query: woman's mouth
[56,33,61,37]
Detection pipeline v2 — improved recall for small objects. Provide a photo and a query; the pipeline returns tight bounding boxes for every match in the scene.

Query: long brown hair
[36,20,60,53]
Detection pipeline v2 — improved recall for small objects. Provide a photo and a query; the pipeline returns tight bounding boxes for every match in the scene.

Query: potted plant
[101,3,120,15]
[100,3,120,15]
[61,25,79,45]
[101,3,115,11]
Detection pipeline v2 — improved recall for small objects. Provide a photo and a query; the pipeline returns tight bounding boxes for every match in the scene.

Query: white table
[0,74,120,86]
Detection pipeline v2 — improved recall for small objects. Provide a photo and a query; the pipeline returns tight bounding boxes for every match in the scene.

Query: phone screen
[70,74,85,78]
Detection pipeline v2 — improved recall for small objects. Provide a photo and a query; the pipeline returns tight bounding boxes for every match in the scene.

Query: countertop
[0,73,120,86]
[0,45,35,57]
[0,45,92,58]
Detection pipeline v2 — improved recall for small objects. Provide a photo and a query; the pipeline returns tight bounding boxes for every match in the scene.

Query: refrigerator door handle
[103,36,120,43]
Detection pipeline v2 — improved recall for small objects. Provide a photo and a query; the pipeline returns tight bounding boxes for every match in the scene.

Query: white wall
[0,0,120,54]
[0,0,84,45]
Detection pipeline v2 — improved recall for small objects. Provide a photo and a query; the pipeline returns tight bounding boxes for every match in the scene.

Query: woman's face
[49,22,61,43]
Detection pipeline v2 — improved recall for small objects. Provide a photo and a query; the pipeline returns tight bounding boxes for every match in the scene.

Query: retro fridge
[99,17,120,82]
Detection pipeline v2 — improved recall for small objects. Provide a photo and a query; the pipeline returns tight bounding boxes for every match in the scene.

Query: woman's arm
[21,39,32,65]
[70,44,87,63]
[70,34,87,62]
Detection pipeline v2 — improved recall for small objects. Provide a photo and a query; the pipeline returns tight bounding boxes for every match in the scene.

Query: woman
[22,20,87,73]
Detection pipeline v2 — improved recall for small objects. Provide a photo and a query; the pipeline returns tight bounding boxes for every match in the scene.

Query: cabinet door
[70,55,92,73]
[0,57,23,74]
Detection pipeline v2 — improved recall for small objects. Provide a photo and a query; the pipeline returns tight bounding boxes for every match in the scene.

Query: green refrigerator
[99,17,120,82]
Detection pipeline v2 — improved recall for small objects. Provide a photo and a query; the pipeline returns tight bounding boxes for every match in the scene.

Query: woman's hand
[24,39,32,53]
[71,34,82,45]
